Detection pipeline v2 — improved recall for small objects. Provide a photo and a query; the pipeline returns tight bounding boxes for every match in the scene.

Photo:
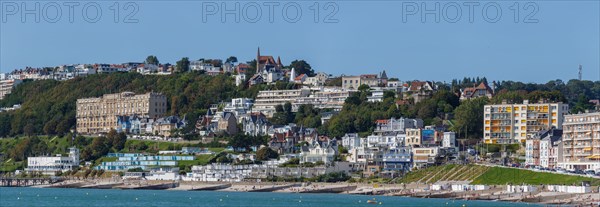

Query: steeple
[277,56,282,67]
[381,70,388,79]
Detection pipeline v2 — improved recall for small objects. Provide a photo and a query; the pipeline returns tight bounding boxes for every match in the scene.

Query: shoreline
[7,179,600,206]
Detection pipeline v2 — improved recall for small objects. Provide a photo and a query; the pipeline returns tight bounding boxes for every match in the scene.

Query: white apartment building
[294,87,353,111]
[484,100,569,144]
[26,147,80,175]
[0,79,22,100]
[366,134,405,148]
[559,112,600,171]
[252,89,311,117]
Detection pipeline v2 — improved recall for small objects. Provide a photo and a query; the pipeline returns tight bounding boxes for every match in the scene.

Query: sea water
[0,187,540,207]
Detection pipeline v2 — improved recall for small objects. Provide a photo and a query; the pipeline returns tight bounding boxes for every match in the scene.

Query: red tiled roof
[295,74,306,81]
[376,119,389,124]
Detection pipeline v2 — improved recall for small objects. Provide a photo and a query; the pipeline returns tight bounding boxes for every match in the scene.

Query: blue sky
[1,1,599,83]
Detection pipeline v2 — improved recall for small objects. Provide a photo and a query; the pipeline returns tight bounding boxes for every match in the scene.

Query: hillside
[0,72,288,137]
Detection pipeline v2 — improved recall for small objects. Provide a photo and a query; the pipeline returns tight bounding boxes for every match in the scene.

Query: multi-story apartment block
[253,89,311,117]
[341,74,384,90]
[374,117,423,135]
[559,112,600,171]
[76,92,167,134]
[294,88,353,111]
[0,79,22,100]
[483,100,569,144]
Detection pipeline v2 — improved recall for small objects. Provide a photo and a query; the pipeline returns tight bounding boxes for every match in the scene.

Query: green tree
[226,56,238,64]
[452,97,489,139]
[256,147,279,161]
[145,55,159,65]
[288,60,314,76]
[571,94,593,114]
[176,57,190,72]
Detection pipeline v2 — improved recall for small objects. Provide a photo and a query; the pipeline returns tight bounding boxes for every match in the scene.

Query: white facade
[367,89,385,102]
[442,132,456,148]
[0,79,22,100]
[539,138,551,168]
[507,185,538,193]
[145,167,181,181]
[235,74,247,87]
[253,89,311,117]
[341,133,362,150]
[300,144,336,164]
[546,185,591,193]
[26,147,80,175]
[366,134,405,148]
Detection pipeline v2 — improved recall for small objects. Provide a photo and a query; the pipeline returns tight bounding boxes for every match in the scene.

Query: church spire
[277,56,282,67]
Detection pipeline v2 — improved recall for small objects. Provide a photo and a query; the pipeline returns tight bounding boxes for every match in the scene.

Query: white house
[341,133,362,150]
[442,132,456,148]
[25,147,80,175]
[145,167,181,181]
[300,140,337,165]
[137,64,159,74]
[235,74,247,87]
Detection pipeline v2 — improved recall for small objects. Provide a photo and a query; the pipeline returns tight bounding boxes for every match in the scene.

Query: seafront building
[483,100,569,144]
[25,147,80,175]
[95,153,194,171]
[76,91,167,134]
[558,112,600,171]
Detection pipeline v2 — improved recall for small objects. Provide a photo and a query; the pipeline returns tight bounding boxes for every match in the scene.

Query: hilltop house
[460,82,494,101]
[402,81,436,103]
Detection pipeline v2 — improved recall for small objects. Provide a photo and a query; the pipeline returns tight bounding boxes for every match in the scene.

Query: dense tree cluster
[256,147,279,161]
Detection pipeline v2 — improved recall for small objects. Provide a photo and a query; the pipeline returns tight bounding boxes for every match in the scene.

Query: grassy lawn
[0,160,23,172]
[93,156,118,166]
[471,167,600,185]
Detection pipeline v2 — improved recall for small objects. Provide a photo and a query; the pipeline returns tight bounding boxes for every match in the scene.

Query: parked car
[585,170,596,176]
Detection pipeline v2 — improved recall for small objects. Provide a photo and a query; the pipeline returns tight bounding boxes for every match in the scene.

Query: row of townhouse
[340,117,458,177]
[525,112,600,172]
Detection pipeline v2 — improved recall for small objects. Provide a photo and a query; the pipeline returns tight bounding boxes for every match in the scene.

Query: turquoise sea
[0,187,540,207]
